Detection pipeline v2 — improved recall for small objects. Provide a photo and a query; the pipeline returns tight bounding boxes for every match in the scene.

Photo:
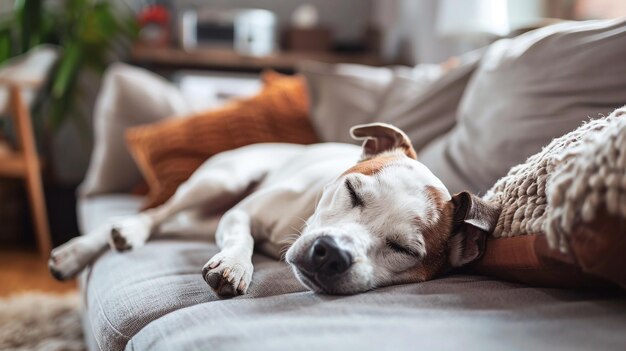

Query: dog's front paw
[109,215,153,252]
[49,238,93,280]
[202,252,253,297]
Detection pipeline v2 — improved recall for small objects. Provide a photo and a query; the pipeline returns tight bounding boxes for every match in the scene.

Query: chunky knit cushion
[471,106,626,289]
[126,72,319,209]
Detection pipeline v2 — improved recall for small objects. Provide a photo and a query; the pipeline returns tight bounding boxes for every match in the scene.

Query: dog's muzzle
[293,235,353,285]
[308,236,352,275]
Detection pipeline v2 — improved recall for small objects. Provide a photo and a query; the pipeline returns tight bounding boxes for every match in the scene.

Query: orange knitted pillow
[126,72,319,209]
[469,209,623,289]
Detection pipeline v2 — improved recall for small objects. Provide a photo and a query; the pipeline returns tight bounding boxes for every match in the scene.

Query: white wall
[508,0,545,29]
[374,0,547,64]
[374,0,470,64]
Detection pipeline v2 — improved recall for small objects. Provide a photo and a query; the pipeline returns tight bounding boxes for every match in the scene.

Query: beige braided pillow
[471,106,626,288]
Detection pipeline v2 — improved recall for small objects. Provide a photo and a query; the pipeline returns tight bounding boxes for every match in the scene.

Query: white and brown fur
[49,123,500,296]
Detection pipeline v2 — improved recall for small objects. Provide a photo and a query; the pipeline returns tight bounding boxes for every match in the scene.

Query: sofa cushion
[299,62,395,144]
[419,18,626,195]
[79,63,198,198]
[373,51,482,152]
[300,56,480,150]
[126,72,318,209]
[83,239,307,351]
[77,196,626,351]
[78,194,306,350]
[470,235,615,289]
[126,275,626,351]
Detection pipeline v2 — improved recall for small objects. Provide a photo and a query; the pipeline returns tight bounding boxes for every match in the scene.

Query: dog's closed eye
[345,179,364,208]
[386,239,420,257]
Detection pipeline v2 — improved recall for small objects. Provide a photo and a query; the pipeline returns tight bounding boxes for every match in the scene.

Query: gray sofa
[74,19,626,351]
[78,196,626,351]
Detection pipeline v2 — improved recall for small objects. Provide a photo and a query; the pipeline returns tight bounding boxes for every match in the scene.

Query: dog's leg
[49,145,299,280]
[48,214,221,281]
[50,168,258,280]
[49,223,115,280]
[202,209,255,296]
[108,176,222,251]
[109,155,273,251]
[49,177,241,280]
[107,146,300,251]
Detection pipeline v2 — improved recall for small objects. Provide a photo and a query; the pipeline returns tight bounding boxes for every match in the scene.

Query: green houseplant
[0,0,137,130]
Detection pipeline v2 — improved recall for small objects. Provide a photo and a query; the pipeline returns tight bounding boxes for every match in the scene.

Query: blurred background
[0,0,625,271]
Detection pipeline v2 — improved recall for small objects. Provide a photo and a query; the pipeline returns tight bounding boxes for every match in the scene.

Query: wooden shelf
[130,45,383,71]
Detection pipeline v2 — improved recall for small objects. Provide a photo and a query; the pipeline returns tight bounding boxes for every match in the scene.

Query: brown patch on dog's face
[341,155,400,177]
[412,189,502,281]
[413,186,455,280]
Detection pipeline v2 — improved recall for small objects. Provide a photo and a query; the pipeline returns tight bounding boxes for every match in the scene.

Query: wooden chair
[0,46,58,256]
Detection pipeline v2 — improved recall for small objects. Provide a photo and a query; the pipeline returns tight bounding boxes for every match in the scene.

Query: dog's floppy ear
[350,123,417,160]
[447,192,500,267]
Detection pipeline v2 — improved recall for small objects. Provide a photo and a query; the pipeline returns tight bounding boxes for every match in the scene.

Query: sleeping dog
[49,123,499,296]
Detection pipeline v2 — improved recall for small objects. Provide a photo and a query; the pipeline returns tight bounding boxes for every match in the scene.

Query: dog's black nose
[309,236,352,276]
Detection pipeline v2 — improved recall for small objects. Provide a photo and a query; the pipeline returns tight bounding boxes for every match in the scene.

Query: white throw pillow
[79,63,196,197]
[375,50,482,151]
[299,61,397,144]
[299,53,481,150]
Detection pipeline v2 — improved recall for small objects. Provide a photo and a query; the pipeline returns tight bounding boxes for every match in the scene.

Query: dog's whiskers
[279,233,301,246]
[287,225,303,239]
[278,230,303,259]
[295,216,311,229]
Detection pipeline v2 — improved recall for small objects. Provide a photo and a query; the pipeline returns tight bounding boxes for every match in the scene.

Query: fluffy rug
[0,292,85,351]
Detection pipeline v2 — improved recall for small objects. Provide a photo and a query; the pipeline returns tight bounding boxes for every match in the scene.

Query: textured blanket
[484,106,626,253]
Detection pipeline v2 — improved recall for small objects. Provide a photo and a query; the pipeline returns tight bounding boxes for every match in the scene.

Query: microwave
[178,8,277,56]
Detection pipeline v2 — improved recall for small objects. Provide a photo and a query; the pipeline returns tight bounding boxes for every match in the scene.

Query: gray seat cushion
[78,196,626,351]
[84,240,306,351]
[127,276,626,351]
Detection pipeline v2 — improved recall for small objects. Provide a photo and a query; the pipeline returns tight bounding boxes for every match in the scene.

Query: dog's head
[286,123,500,294]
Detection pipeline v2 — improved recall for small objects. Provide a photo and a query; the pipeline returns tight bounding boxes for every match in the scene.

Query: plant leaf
[0,28,12,63]
[17,0,43,52]
[51,42,82,99]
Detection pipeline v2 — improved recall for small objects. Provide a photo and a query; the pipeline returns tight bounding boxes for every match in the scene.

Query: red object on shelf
[138,5,170,26]
[137,5,171,47]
